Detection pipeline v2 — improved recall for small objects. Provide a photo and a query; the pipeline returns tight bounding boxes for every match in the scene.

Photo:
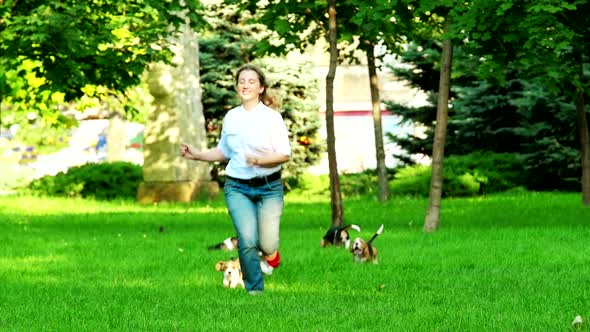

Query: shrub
[340,172,379,197]
[285,173,330,196]
[444,152,525,194]
[389,165,432,197]
[389,152,525,197]
[27,162,142,200]
[286,170,387,198]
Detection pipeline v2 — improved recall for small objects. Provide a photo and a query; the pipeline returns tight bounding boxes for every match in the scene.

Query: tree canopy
[0,0,203,124]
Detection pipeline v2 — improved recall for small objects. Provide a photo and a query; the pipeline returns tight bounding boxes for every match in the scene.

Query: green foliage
[27,162,142,200]
[389,165,433,197]
[444,152,526,194]
[385,42,587,191]
[389,152,525,197]
[0,0,203,126]
[458,0,590,93]
[285,173,331,197]
[286,171,388,198]
[340,172,380,197]
[76,83,155,124]
[228,0,415,62]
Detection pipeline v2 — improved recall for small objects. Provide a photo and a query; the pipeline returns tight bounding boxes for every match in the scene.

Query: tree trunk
[575,54,590,206]
[326,0,343,227]
[424,19,453,232]
[366,45,389,202]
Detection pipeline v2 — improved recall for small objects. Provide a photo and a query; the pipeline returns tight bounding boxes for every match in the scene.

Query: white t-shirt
[217,102,291,179]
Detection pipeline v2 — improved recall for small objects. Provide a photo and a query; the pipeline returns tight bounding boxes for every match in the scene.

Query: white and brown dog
[208,236,239,251]
[320,224,361,249]
[215,258,244,288]
[214,257,274,289]
[350,224,384,264]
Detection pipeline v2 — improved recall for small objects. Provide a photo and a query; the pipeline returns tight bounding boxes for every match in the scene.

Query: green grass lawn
[0,192,589,331]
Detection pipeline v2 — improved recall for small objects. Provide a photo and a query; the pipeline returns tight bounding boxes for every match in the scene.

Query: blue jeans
[223,177,284,292]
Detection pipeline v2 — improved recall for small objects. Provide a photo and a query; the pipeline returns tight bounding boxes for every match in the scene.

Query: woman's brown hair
[235,64,281,109]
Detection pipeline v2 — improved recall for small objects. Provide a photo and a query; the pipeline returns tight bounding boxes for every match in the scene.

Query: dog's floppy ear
[215,261,228,272]
[339,229,349,240]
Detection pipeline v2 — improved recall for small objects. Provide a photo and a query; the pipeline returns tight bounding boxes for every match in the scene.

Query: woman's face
[237,70,264,103]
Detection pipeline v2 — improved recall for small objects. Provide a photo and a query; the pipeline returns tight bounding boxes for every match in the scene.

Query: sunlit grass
[0,192,589,331]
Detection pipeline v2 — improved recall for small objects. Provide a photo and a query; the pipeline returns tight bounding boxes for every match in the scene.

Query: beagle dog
[214,257,274,288]
[350,224,384,264]
[214,258,244,288]
[320,224,361,249]
[208,236,239,251]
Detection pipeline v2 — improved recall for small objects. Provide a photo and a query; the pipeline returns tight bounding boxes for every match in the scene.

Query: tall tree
[424,18,453,232]
[366,43,389,202]
[339,0,414,202]
[325,0,343,226]
[400,0,462,232]
[574,55,590,205]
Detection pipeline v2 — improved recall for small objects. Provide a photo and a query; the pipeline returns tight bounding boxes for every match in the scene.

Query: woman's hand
[180,143,199,160]
[245,154,260,166]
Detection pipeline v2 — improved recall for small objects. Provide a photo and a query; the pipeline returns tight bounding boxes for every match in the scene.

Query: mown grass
[0,192,589,331]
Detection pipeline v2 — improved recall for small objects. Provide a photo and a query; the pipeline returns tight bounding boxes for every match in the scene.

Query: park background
[1,0,590,331]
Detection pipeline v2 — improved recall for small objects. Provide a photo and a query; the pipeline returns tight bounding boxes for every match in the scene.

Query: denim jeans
[224,177,284,292]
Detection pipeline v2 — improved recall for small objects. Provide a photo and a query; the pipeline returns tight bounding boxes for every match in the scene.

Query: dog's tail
[367,224,384,245]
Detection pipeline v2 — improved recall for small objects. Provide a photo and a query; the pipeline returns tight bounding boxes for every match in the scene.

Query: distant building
[291,44,429,174]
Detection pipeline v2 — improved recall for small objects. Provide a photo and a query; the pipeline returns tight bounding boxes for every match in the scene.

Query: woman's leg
[257,179,284,259]
[224,182,264,291]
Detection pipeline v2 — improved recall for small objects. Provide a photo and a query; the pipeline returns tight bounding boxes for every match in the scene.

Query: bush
[285,173,329,196]
[389,165,432,197]
[27,162,142,200]
[389,152,526,197]
[444,152,525,193]
[286,171,387,198]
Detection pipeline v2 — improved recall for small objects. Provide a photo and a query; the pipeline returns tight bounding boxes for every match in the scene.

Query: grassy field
[0,192,589,331]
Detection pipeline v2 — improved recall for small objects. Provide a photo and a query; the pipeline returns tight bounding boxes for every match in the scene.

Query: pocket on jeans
[265,179,283,192]
[223,179,237,193]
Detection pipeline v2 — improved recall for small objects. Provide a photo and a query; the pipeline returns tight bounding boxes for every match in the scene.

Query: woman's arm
[245,151,289,168]
[180,144,227,162]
